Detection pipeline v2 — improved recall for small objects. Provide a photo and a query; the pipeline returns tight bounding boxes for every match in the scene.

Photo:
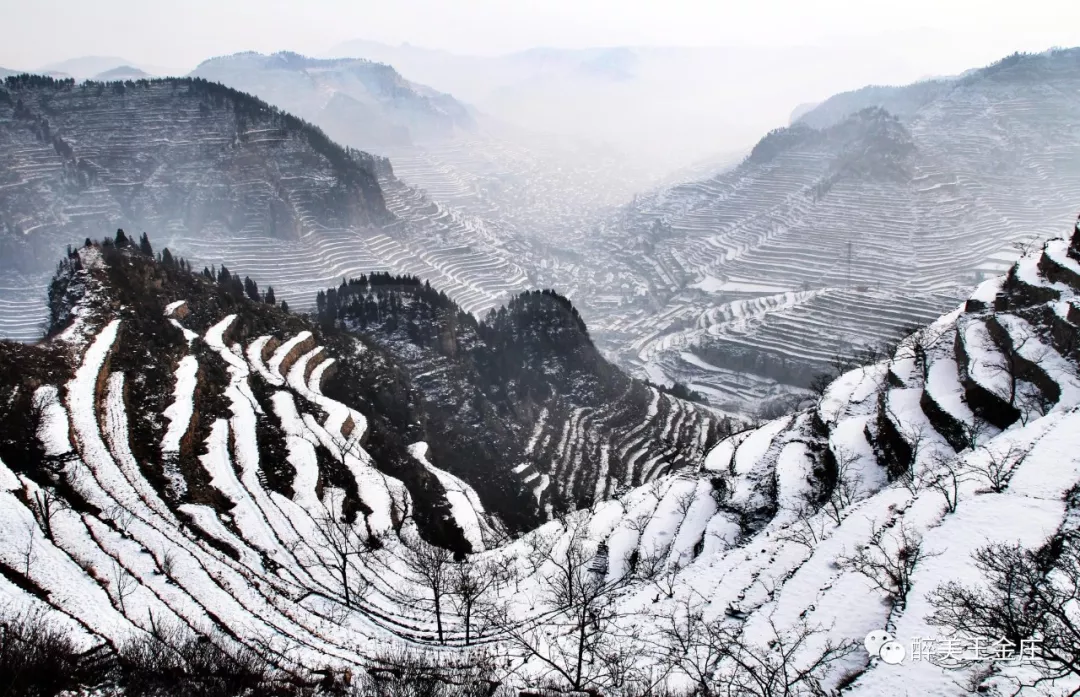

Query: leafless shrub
[0,606,94,697]
[651,598,857,697]
[110,560,138,615]
[969,443,1027,494]
[360,645,510,697]
[928,535,1080,693]
[488,517,640,693]
[119,622,280,697]
[839,521,939,609]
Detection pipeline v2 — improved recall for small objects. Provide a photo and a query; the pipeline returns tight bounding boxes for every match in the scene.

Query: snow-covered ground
[2,230,1079,695]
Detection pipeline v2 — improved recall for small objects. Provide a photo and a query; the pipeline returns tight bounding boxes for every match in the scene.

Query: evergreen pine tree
[161,248,174,268]
[265,286,276,305]
[115,228,128,246]
[280,300,289,313]
[244,276,259,302]
[139,232,152,257]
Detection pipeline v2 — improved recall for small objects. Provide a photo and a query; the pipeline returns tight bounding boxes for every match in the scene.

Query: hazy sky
[2,0,1078,76]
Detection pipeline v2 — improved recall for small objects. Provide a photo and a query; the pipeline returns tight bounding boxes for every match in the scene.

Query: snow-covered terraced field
[556,52,1080,407]
[1,217,1079,694]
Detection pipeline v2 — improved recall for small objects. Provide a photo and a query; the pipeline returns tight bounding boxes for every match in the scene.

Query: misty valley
[0,24,1079,697]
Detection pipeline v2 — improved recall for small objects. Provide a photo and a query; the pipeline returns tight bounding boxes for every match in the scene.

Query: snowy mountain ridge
[570,48,1080,410]
[0,75,531,343]
[1,216,1078,694]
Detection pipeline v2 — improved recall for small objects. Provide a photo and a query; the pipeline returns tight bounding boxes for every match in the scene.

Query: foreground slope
[504,217,1080,694]
[0,219,1078,694]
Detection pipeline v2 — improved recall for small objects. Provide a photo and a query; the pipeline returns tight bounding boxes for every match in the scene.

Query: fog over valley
[1,2,1080,696]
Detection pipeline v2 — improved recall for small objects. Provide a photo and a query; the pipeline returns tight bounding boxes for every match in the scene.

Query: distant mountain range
[0,74,532,342]
[191,51,476,152]
[39,55,167,80]
[326,39,936,171]
[544,48,1080,411]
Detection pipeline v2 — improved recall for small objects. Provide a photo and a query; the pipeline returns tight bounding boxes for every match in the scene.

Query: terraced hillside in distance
[186,50,655,242]
[0,76,532,342]
[562,49,1080,412]
[1,216,1078,695]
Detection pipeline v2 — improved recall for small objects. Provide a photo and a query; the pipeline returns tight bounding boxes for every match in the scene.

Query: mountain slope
[489,215,1080,695]
[316,275,728,518]
[568,48,1080,410]
[0,218,1077,695]
[0,76,531,342]
[191,52,476,151]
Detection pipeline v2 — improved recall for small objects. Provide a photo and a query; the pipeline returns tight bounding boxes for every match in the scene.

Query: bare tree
[928,535,1080,693]
[777,506,830,552]
[839,521,938,610]
[1015,382,1055,425]
[969,443,1027,494]
[885,408,931,496]
[822,446,862,525]
[310,499,379,609]
[157,548,178,582]
[652,598,857,697]
[106,505,135,537]
[21,518,37,577]
[926,452,967,514]
[489,518,638,693]
[401,536,454,645]
[977,324,1046,410]
[27,487,67,543]
[958,414,993,450]
[449,556,513,646]
[634,538,685,601]
[111,559,137,614]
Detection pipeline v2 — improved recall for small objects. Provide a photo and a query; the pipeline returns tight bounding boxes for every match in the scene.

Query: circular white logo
[864,630,893,657]
[879,640,907,665]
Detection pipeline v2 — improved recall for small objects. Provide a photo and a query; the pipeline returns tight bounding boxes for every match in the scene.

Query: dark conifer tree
[115,228,128,246]
[244,276,259,302]
[203,267,213,279]
[280,300,289,313]
[138,232,153,257]
[264,286,276,305]
[161,248,174,268]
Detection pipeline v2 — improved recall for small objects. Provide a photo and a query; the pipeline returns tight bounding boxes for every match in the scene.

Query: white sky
[1,0,1078,75]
